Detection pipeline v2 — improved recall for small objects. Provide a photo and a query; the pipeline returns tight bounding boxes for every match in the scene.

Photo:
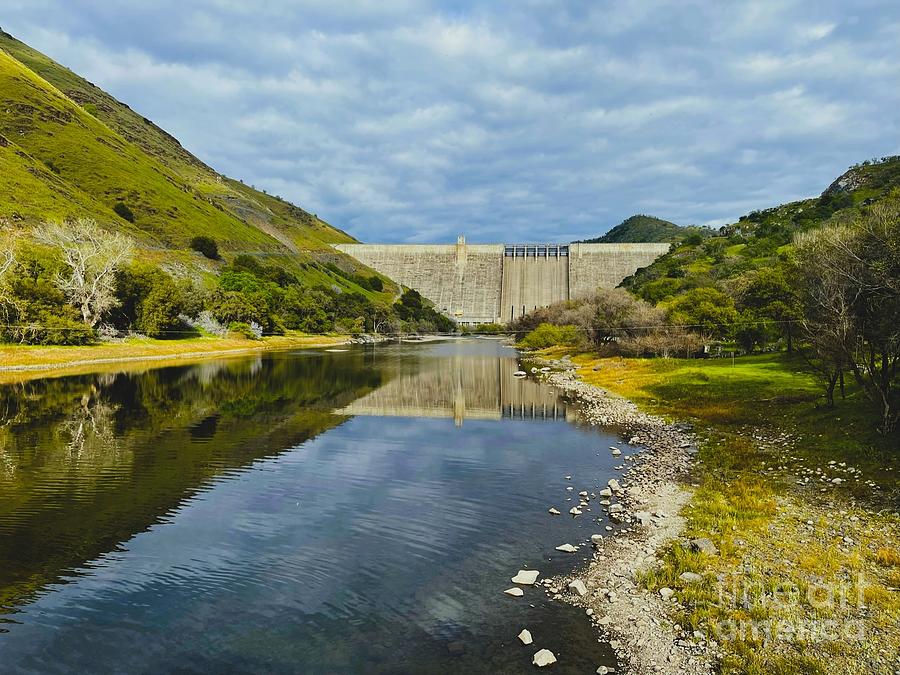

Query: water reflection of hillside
[0,352,383,617]
[341,355,569,426]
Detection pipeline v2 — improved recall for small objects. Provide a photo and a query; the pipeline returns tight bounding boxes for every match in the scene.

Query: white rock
[659,587,675,601]
[532,649,557,667]
[568,579,588,596]
[518,629,533,645]
[611,448,621,456]
[555,543,578,553]
[599,488,613,497]
[608,479,621,491]
[590,534,604,545]
[548,507,561,515]
[569,507,582,516]
[504,587,524,597]
[512,570,540,585]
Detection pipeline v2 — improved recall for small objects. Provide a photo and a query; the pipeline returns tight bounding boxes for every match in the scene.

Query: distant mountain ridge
[577,215,701,244]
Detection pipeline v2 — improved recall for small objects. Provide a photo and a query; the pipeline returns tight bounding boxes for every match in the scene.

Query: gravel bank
[541,366,714,675]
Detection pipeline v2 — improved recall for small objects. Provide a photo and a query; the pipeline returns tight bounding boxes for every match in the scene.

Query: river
[0,339,627,673]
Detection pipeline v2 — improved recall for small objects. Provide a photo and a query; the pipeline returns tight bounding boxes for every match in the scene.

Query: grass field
[0,333,349,384]
[537,349,900,674]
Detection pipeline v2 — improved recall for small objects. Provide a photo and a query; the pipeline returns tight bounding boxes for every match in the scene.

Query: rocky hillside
[0,28,390,296]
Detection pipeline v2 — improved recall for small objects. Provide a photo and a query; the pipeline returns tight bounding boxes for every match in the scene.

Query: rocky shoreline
[538,363,715,674]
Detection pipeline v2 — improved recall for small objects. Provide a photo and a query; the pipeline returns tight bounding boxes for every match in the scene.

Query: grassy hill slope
[0,29,387,298]
[622,156,900,304]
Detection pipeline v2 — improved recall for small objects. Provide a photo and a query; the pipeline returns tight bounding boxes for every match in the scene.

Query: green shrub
[189,235,219,260]
[7,314,95,346]
[394,289,455,332]
[518,323,582,348]
[113,202,135,223]
[227,321,261,340]
[466,322,506,334]
[113,264,186,338]
[280,286,331,333]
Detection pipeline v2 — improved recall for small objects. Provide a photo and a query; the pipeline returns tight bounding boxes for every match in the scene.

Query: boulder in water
[511,570,540,585]
[532,649,557,667]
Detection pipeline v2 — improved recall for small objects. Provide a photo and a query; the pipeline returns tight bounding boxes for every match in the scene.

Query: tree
[394,289,455,332]
[734,311,768,354]
[190,235,220,260]
[795,198,900,430]
[664,287,739,340]
[113,202,135,223]
[735,265,802,351]
[114,264,185,338]
[35,219,135,327]
[280,286,331,333]
[0,230,18,321]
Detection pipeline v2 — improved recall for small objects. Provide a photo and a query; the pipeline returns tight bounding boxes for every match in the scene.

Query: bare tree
[35,219,135,327]
[795,199,900,431]
[0,230,19,323]
[0,236,14,277]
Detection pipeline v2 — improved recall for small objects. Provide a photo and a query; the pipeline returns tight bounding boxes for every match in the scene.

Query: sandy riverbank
[0,333,351,384]
[534,361,714,674]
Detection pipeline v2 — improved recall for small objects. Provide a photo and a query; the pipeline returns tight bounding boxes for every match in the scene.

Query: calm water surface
[0,339,631,673]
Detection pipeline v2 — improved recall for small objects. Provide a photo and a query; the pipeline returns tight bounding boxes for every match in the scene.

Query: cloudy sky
[4,1,898,243]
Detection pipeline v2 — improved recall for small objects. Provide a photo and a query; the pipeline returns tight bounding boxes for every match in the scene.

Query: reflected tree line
[0,350,385,620]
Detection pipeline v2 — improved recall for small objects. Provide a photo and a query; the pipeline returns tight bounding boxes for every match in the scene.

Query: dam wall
[568,242,671,300]
[335,238,669,324]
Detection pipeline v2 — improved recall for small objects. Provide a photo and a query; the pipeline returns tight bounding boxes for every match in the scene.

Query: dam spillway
[335,238,670,324]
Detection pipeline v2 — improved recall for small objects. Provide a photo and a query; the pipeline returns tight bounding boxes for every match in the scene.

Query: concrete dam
[335,238,670,324]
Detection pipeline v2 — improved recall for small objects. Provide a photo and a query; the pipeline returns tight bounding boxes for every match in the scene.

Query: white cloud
[3,0,897,242]
[799,22,837,41]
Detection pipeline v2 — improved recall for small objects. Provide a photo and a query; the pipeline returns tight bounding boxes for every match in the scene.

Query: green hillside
[578,214,707,243]
[622,156,900,304]
[0,28,387,297]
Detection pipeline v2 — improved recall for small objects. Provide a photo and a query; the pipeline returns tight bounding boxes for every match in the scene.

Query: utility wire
[0,317,803,335]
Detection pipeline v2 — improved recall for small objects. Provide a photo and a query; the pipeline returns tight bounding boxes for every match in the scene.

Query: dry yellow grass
[874,547,900,568]
[0,333,349,384]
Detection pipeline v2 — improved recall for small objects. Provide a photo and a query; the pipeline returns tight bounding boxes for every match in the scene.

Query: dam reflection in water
[341,340,569,425]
